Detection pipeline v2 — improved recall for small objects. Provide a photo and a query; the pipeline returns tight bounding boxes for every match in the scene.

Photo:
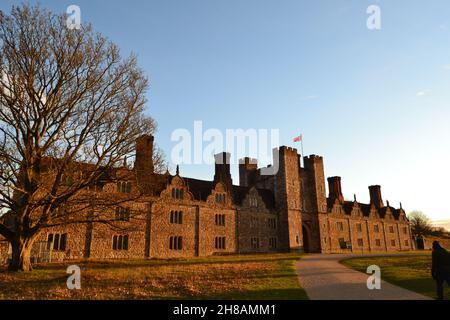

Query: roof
[184,178,215,201]
[327,198,404,220]
[183,177,276,209]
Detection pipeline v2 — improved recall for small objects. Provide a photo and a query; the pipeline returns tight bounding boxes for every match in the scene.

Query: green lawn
[341,254,450,300]
[0,253,308,300]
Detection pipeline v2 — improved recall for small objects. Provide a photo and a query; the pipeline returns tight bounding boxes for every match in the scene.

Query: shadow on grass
[341,255,450,300]
[15,254,303,273]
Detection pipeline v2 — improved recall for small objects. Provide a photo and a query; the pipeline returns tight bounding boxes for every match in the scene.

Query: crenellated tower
[275,146,303,252]
[302,155,327,252]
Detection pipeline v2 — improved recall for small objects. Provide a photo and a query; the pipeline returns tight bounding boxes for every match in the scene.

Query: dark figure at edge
[432,241,450,300]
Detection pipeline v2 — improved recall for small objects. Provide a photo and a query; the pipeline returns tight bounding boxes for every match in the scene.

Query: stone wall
[237,187,278,253]
[2,138,414,263]
[318,212,413,253]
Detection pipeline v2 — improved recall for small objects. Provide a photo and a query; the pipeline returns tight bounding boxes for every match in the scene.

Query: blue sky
[2,1,450,221]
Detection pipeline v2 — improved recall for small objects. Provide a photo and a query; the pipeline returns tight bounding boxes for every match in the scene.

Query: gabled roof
[183,177,276,209]
[359,203,372,216]
[326,197,404,220]
[184,178,215,201]
[343,201,355,215]
[231,186,275,209]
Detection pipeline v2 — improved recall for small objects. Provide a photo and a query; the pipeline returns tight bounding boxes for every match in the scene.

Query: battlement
[279,146,298,156]
[238,157,258,166]
[304,154,323,161]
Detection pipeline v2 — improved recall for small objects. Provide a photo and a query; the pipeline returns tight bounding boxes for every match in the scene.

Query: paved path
[296,254,432,300]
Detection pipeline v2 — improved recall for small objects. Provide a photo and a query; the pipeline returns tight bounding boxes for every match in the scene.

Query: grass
[0,253,308,300]
[341,254,450,300]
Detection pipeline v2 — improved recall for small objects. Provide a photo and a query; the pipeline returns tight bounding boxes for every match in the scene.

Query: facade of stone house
[0,134,414,264]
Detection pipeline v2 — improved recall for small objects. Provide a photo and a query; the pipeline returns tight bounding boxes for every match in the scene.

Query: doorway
[302,224,312,253]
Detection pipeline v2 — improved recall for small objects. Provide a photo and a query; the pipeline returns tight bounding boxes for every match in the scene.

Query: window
[375,239,381,247]
[339,238,346,249]
[170,211,183,224]
[169,236,183,250]
[391,239,396,247]
[374,224,380,233]
[403,227,408,234]
[404,240,409,247]
[215,193,226,203]
[215,237,226,249]
[356,223,362,232]
[112,235,129,250]
[357,238,364,247]
[115,207,130,221]
[296,235,299,244]
[249,197,258,207]
[337,221,344,231]
[323,237,327,244]
[268,218,276,229]
[215,214,225,226]
[47,233,67,251]
[172,188,184,199]
[250,216,258,228]
[269,237,277,249]
[117,181,131,193]
[251,237,260,249]
[389,226,395,233]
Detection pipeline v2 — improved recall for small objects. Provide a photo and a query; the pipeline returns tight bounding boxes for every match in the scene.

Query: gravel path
[296,254,432,300]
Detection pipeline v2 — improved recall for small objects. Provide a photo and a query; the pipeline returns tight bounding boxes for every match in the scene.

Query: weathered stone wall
[8,138,414,263]
[237,187,278,253]
[318,210,413,253]
[275,147,303,252]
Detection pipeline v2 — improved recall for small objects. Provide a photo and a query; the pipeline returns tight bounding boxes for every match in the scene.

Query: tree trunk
[8,236,34,272]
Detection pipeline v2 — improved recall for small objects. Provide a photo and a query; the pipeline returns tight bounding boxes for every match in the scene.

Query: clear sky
[1,1,450,221]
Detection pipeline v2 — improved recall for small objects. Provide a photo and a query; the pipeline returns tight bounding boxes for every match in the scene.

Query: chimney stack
[328,176,344,204]
[135,134,154,174]
[214,152,232,191]
[368,185,384,208]
[239,157,257,187]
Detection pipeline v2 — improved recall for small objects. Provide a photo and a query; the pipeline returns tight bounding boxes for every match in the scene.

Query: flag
[293,134,302,142]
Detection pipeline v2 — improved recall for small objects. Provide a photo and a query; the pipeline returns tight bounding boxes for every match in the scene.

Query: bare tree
[408,211,432,238]
[0,5,163,271]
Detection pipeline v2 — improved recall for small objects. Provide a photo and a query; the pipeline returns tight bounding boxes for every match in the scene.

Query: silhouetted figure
[431,241,450,300]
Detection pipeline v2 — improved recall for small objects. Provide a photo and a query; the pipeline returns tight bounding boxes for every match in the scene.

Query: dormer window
[172,188,184,199]
[249,197,258,207]
[215,193,225,203]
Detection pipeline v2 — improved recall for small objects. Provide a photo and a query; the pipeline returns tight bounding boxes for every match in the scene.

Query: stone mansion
[0,135,414,262]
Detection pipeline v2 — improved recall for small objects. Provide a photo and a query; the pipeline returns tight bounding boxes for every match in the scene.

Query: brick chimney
[214,152,232,191]
[327,176,344,204]
[135,134,154,179]
[369,185,384,208]
[239,157,257,187]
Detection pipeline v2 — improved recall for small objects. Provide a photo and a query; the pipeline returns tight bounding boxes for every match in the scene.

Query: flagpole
[293,134,304,166]
[301,136,304,158]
